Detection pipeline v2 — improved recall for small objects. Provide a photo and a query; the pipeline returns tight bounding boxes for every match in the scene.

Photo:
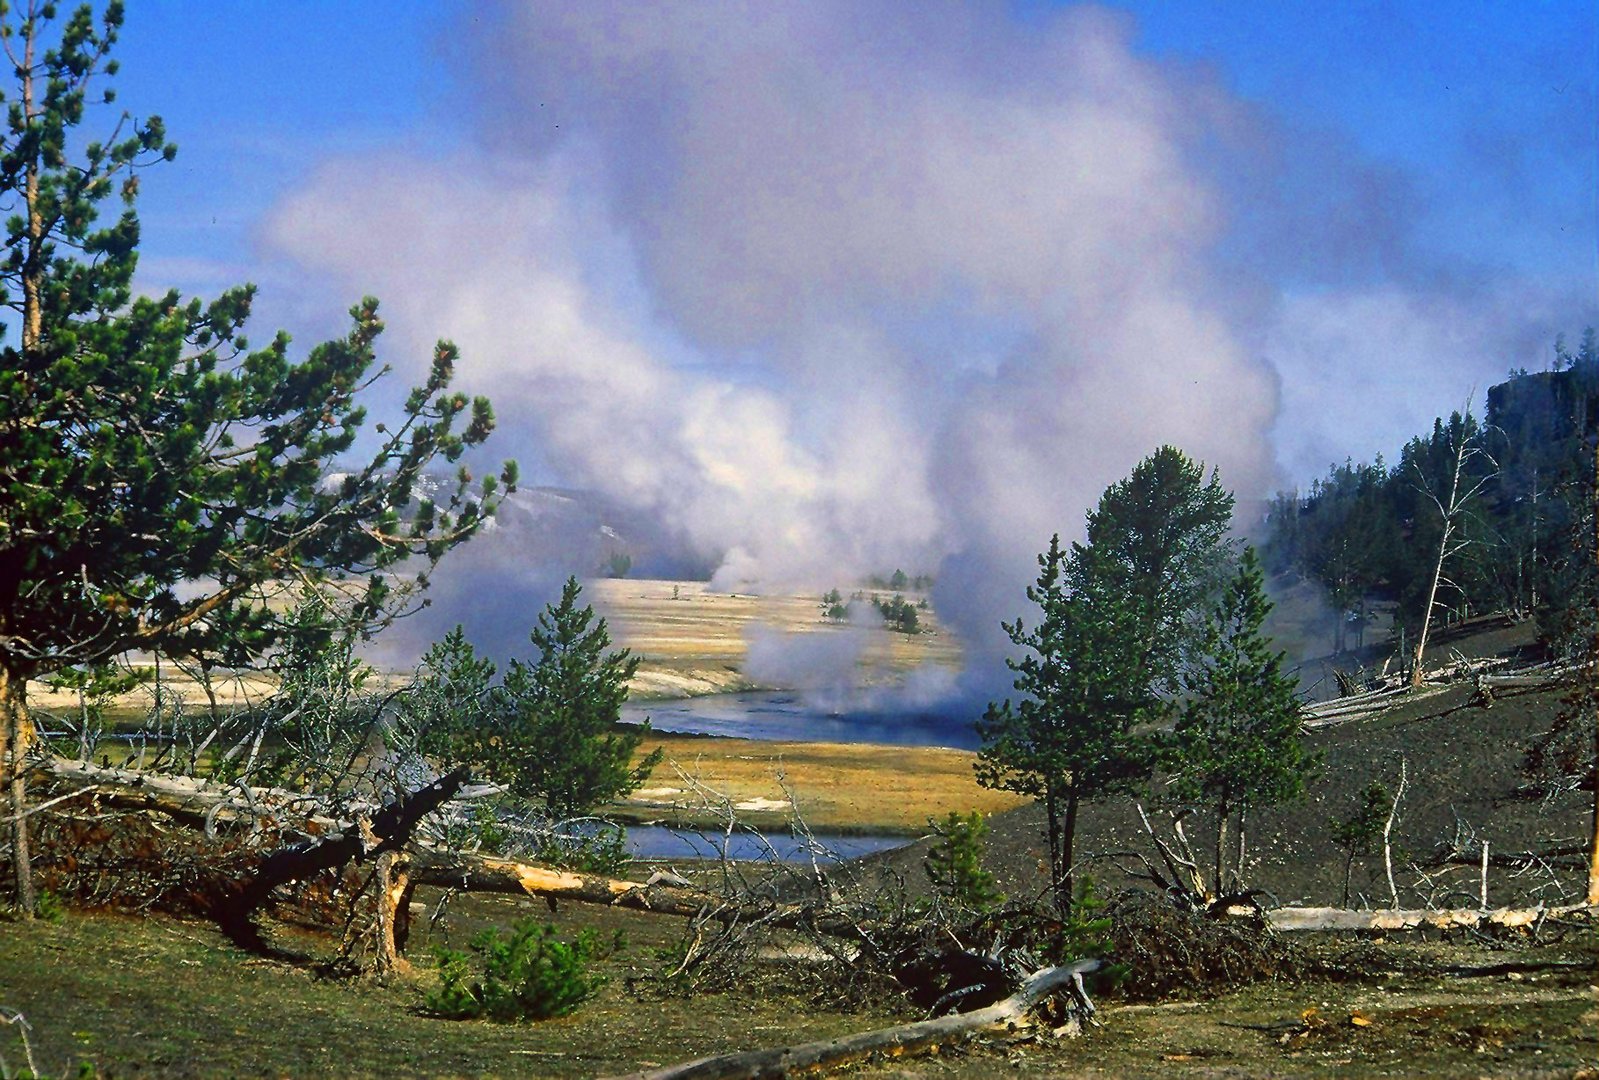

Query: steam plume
[261,3,1591,696]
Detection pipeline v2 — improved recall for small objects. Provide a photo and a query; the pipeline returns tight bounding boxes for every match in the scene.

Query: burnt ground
[865,672,1587,914]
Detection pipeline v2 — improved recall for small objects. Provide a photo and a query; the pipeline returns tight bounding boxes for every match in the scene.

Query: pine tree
[398,625,501,768]
[1330,781,1390,907]
[977,448,1234,911]
[492,578,662,818]
[1083,445,1235,699]
[976,535,1155,911]
[0,2,514,915]
[1168,548,1313,895]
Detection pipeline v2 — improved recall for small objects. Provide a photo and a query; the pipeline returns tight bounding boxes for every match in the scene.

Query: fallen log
[601,959,1102,1080]
[37,759,326,833]
[38,759,502,836]
[1266,903,1595,933]
[1303,685,1450,726]
[37,759,859,936]
[211,766,470,951]
[409,849,870,939]
[410,849,719,918]
[1421,843,1586,870]
[1479,673,1567,689]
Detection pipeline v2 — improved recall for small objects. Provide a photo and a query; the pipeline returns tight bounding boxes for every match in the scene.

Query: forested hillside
[1264,331,1598,665]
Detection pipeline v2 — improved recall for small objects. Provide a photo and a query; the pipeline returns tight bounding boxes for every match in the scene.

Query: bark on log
[410,849,714,915]
[1265,903,1595,932]
[373,851,411,975]
[38,759,335,834]
[601,959,1102,1080]
[408,850,864,937]
[39,762,854,937]
[1421,843,1586,869]
[212,766,470,951]
[39,769,899,966]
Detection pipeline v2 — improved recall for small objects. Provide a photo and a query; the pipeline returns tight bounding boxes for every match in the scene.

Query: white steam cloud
[260,2,1588,696]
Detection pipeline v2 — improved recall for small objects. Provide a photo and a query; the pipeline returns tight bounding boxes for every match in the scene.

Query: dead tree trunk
[1213,802,1229,899]
[1268,903,1595,932]
[41,759,333,833]
[1588,436,1599,906]
[1409,407,1496,688]
[211,766,469,952]
[1589,701,1599,906]
[411,851,712,912]
[1383,758,1407,909]
[410,850,920,944]
[373,851,411,975]
[38,761,855,937]
[602,959,1103,1080]
[1410,511,1454,688]
[37,761,929,947]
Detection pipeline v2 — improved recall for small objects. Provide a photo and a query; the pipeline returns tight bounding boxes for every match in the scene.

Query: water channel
[617,690,978,862]
[622,825,909,862]
[621,690,978,749]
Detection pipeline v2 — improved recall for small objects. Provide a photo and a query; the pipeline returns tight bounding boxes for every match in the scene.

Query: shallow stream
[621,690,978,748]
[622,824,909,862]
[616,690,974,861]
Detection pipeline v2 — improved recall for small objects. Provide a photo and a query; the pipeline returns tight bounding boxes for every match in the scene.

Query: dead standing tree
[1585,433,1599,905]
[1407,407,1499,687]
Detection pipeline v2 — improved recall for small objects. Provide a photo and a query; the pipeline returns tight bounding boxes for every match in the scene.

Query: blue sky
[77,1,1599,665]
[77,4,1597,620]
[114,2,1596,306]
[1108,0,1596,281]
[114,3,458,284]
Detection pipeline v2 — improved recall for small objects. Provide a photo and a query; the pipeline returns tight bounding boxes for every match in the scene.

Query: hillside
[868,620,1589,913]
[4,608,1595,1079]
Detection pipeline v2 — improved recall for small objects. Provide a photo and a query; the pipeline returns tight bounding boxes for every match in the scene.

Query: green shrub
[872,593,920,634]
[424,919,607,1021]
[1054,877,1113,957]
[35,889,65,923]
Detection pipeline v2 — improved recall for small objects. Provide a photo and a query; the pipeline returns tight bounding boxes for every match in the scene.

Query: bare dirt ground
[868,676,1591,915]
[851,968,1598,1079]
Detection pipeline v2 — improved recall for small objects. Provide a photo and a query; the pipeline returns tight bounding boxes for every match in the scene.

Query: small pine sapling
[1330,781,1390,908]
[924,810,1004,913]
[425,919,611,1021]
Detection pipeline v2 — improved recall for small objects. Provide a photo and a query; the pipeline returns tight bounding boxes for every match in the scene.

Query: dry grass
[4,903,1592,1079]
[0,901,901,1080]
[615,734,1027,834]
[29,576,963,706]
